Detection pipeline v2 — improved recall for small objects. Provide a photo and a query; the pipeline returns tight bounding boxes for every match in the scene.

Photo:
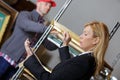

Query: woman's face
[79,26,98,51]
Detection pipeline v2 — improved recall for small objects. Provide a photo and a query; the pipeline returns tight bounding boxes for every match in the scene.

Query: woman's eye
[84,33,87,36]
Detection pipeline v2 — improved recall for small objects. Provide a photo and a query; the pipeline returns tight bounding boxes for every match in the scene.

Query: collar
[78,51,93,56]
[31,9,44,22]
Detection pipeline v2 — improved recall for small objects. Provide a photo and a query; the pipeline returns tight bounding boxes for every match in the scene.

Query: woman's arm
[24,55,51,80]
[24,39,51,80]
[59,31,71,61]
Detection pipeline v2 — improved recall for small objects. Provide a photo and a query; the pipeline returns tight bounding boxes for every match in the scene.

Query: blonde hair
[84,21,109,76]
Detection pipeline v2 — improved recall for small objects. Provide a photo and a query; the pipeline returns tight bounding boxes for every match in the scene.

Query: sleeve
[24,55,51,80]
[58,46,71,62]
[16,11,47,33]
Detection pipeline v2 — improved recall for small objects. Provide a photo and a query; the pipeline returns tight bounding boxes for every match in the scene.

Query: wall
[31,0,120,79]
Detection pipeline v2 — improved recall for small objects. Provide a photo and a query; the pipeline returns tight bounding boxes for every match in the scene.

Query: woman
[24,21,109,80]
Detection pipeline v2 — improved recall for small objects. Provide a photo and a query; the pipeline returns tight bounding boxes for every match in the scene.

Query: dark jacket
[24,46,96,80]
[0,10,57,63]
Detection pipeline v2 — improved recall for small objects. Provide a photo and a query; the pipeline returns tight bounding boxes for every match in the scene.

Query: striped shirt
[0,52,17,67]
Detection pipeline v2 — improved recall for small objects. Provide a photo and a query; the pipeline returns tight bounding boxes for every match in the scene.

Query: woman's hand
[62,31,71,46]
[50,28,59,34]
[24,38,33,59]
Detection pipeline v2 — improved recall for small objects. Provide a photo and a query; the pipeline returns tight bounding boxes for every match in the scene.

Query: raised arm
[59,31,71,61]
[24,39,51,79]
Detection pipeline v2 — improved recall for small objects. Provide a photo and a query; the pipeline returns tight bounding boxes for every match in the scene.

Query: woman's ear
[93,37,100,45]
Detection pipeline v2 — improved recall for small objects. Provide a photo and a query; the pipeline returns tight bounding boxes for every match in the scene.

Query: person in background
[0,0,57,79]
[24,21,110,80]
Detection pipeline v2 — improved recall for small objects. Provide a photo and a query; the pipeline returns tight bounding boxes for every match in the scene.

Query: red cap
[37,0,56,7]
